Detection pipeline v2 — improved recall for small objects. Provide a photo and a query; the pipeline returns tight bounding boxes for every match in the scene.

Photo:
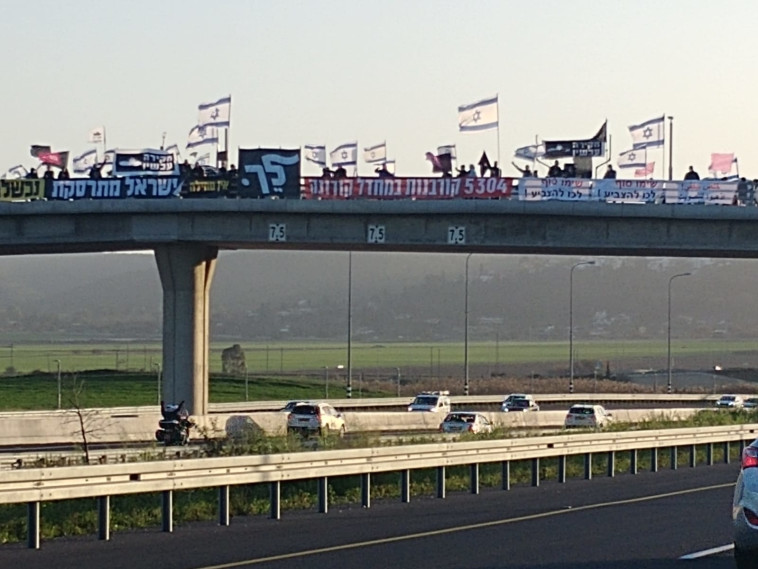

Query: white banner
[518,177,593,201]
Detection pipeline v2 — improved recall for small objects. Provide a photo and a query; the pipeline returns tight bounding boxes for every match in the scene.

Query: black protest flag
[478,151,491,177]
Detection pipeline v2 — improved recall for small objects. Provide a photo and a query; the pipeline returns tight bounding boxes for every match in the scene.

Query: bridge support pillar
[155,245,218,416]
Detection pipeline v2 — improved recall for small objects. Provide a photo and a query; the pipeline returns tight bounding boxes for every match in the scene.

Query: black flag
[478,151,491,177]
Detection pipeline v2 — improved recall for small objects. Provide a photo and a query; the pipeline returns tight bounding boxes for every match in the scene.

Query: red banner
[302,177,514,200]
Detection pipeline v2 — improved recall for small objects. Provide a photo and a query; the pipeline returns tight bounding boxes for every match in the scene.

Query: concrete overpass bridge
[3,198,758,414]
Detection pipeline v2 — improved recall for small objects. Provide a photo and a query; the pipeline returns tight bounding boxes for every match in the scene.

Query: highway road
[0,462,742,569]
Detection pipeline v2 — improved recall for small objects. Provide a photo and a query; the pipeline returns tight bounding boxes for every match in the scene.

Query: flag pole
[496,94,501,166]
[667,116,674,181]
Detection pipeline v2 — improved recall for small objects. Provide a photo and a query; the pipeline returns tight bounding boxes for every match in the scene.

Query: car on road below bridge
[286,402,346,437]
[439,411,493,434]
[564,404,613,428]
[717,395,744,409]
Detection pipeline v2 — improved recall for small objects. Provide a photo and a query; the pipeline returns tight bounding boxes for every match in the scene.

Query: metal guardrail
[4,423,757,548]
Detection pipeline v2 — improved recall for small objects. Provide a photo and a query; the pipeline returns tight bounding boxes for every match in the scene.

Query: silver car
[733,440,758,568]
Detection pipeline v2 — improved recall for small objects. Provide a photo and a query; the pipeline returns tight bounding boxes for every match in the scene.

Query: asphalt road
[0,462,741,569]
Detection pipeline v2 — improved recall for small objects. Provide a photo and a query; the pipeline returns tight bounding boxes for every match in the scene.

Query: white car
[733,440,758,568]
[716,394,744,409]
[286,402,346,437]
[501,393,539,412]
[564,404,613,428]
[744,398,758,410]
[408,391,451,413]
[439,411,493,434]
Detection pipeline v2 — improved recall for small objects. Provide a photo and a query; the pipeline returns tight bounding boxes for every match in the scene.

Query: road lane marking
[679,544,734,559]
[194,482,735,569]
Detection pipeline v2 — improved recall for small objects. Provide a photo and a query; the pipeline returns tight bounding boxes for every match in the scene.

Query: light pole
[569,260,596,392]
[152,363,161,405]
[667,272,691,394]
[324,366,329,398]
[54,359,62,410]
[395,367,401,397]
[346,251,353,398]
[464,253,473,396]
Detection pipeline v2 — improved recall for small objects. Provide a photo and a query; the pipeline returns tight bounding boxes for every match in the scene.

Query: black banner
[237,148,300,198]
[543,122,607,158]
[47,177,184,200]
[111,149,179,177]
[543,139,604,158]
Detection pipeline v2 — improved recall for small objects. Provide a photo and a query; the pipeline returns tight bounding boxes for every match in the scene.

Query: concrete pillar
[155,245,218,415]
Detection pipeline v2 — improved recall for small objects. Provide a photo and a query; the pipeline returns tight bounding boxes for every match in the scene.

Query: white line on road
[679,544,734,560]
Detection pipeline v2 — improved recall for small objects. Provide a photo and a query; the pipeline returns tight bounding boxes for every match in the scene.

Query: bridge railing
[4,423,756,548]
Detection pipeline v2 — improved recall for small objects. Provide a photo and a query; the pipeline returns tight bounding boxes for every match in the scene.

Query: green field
[0,338,755,376]
[0,337,755,411]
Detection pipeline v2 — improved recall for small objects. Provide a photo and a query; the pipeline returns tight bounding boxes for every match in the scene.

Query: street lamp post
[395,367,401,397]
[667,272,692,394]
[54,359,62,410]
[569,260,596,393]
[464,253,473,396]
[324,366,329,398]
[153,363,161,405]
[346,251,353,399]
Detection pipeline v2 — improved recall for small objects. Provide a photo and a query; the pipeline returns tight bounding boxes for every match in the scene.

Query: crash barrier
[0,403,709,447]
[3,423,756,548]
[0,176,746,204]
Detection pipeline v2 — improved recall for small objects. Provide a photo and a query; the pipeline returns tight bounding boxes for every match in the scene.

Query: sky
[1,0,756,179]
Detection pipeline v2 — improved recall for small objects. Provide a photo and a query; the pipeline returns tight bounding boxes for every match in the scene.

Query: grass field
[0,338,756,411]
[1,338,757,376]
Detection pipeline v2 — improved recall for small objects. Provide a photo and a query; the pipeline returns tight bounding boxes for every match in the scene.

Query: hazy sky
[1,0,755,179]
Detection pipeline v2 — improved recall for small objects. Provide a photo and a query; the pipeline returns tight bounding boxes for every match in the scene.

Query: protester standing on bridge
[57,168,70,180]
[467,164,477,177]
[333,165,347,179]
[511,162,533,177]
[684,166,700,180]
[25,168,38,179]
[489,161,501,177]
[89,162,103,179]
[548,160,562,178]
[456,165,467,177]
[42,166,55,181]
[603,165,617,179]
[375,164,394,178]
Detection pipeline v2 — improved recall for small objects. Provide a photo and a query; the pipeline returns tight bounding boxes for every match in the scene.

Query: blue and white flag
[6,164,28,179]
[458,95,498,132]
[197,95,231,128]
[72,149,98,174]
[330,142,358,167]
[437,145,457,159]
[514,143,544,161]
[186,124,219,149]
[617,149,647,169]
[304,144,327,167]
[363,142,386,164]
[629,115,665,149]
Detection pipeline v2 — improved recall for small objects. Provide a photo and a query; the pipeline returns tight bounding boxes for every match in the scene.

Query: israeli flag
[72,149,98,174]
[330,142,358,167]
[629,115,665,149]
[197,95,231,128]
[304,144,327,167]
[618,149,647,169]
[186,124,219,149]
[514,143,544,161]
[363,142,387,164]
[6,164,28,179]
[458,95,498,132]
